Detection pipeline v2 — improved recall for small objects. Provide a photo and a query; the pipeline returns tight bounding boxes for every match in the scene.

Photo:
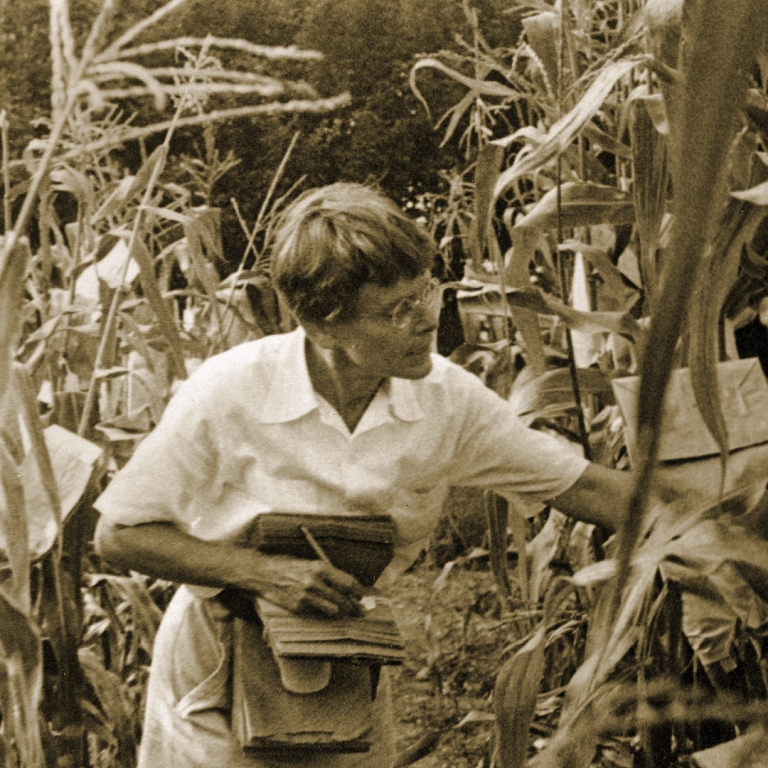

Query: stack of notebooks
[255,595,405,664]
[246,513,395,588]
[232,513,403,753]
[233,597,404,754]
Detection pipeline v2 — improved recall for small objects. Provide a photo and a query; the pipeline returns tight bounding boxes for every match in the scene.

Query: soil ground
[383,561,515,768]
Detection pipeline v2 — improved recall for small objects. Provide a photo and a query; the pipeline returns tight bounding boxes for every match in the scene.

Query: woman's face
[320,271,439,380]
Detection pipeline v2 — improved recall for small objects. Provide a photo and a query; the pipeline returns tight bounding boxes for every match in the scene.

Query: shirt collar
[258,327,426,425]
[388,376,425,422]
[258,327,319,424]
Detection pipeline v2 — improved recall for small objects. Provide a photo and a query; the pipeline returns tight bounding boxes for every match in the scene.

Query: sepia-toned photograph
[2,0,768,766]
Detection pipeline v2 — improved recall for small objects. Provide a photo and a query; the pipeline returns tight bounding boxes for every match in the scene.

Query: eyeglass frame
[357,277,441,330]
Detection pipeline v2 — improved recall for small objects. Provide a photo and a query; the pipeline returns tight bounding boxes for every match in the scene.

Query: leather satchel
[232,615,375,755]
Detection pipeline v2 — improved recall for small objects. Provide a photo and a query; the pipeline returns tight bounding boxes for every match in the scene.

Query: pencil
[300,524,366,616]
[299,524,333,566]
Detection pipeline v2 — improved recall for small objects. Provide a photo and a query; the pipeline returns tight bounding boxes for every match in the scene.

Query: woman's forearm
[548,463,631,533]
[94,518,364,616]
[95,518,257,589]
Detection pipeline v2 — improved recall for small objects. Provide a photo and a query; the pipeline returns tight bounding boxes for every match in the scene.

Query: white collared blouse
[95,327,589,584]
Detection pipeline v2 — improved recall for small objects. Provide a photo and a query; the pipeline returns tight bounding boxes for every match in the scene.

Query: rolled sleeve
[447,366,589,501]
[94,376,220,531]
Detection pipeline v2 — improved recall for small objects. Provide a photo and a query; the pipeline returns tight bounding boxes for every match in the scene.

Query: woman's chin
[397,353,433,379]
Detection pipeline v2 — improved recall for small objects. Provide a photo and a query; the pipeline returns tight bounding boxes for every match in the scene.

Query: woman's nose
[410,301,439,334]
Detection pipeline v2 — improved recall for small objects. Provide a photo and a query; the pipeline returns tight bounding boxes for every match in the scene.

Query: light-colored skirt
[138,586,396,768]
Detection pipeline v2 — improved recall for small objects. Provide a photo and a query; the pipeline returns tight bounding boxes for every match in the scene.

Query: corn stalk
[0,0,351,764]
[413,0,768,765]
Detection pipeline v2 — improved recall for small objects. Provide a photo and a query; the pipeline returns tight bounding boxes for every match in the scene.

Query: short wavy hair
[270,182,436,325]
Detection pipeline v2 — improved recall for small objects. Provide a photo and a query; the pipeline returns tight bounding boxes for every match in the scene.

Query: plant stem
[215,131,300,352]
[0,107,70,285]
[97,0,192,62]
[0,0,116,286]
[58,95,351,164]
[556,3,591,462]
[77,95,191,437]
[1,111,10,232]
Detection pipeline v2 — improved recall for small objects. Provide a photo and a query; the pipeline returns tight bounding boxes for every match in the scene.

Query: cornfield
[2,0,768,766]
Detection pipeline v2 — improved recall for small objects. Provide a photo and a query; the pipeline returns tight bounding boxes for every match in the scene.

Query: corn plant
[414,0,768,766]
[0,1,351,765]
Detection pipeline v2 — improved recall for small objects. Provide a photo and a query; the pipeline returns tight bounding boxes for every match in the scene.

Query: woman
[95,182,630,767]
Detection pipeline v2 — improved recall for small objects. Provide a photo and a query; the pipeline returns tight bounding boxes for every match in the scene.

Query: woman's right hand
[244,553,365,617]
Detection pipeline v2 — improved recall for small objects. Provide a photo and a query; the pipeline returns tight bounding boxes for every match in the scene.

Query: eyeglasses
[361,277,441,330]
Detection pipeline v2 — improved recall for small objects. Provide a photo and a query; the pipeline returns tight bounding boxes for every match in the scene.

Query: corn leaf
[51,165,95,213]
[123,144,167,214]
[629,93,668,313]
[506,228,548,376]
[582,122,633,159]
[494,622,546,768]
[144,207,224,337]
[0,373,37,617]
[95,574,163,654]
[124,572,164,654]
[75,237,140,298]
[657,518,768,670]
[687,202,768,485]
[559,240,636,307]
[474,143,506,262]
[91,174,139,223]
[184,215,223,335]
[0,237,29,404]
[507,497,531,607]
[0,591,44,767]
[509,367,615,420]
[514,182,635,231]
[485,492,512,601]
[14,367,63,561]
[410,57,521,124]
[522,11,559,97]
[557,486,768,765]
[732,179,768,204]
[534,681,626,768]
[437,91,477,149]
[79,647,136,768]
[0,439,30,616]
[126,367,166,426]
[459,284,645,343]
[492,55,651,204]
[43,424,102,521]
[128,236,187,381]
[79,698,117,744]
[495,578,575,768]
[618,0,768,641]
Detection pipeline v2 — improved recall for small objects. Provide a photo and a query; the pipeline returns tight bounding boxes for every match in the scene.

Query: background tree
[1,0,522,264]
